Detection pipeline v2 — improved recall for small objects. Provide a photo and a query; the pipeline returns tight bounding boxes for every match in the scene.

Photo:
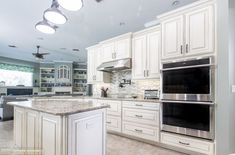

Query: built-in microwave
[161,57,215,102]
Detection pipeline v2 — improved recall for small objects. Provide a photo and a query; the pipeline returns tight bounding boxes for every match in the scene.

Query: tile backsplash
[93,70,160,98]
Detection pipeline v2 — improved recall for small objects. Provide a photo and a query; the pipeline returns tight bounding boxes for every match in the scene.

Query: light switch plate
[232,85,235,93]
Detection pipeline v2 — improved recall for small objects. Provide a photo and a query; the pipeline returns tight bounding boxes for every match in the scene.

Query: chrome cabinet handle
[135,115,143,118]
[106,121,111,124]
[147,70,149,77]
[135,129,143,133]
[186,44,189,53]
[114,52,116,59]
[144,70,146,77]
[180,45,183,54]
[179,141,190,146]
[135,104,143,107]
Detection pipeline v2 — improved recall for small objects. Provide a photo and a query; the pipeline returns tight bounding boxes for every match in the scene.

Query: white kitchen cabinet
[185,5,214,56]
[100,33,132,62]
[132,26,161,80]
[121,101,160,142]
[68,111,105,155]
[132,35,147,79]
[161,16,184,59]
[122,121,159,142]
[98,99,122,133]
[102,42,114,62]
[115,38,131,60]
[25,109,39,149]
[14,107,25,148]
[161,132,214,155]
[159,2,215,60]
[40,113,62,155]
[106,115,122,132]
[87,45,110,84]
[14,108,40,150]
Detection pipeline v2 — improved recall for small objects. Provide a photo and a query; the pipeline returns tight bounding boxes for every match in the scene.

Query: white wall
[229,0,235,153]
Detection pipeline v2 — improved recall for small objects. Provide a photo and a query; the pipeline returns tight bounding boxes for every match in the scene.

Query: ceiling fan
[32,45,49,59]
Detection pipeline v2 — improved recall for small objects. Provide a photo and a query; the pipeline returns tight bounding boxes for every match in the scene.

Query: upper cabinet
[159,1,215,60]
[101,33,132,62]
[132,26,161,80]
[87,45,110,84]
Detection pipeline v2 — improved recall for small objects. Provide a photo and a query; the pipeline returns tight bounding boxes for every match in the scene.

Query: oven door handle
[161,64,215,72]
[160,100,214,105]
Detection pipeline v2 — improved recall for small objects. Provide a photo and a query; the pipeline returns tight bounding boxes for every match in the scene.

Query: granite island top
[8,99,109,116]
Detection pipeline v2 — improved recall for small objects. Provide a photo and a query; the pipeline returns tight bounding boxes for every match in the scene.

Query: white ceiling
[0,0,197,63]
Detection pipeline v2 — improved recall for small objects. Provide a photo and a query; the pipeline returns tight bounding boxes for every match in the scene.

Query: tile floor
[0,121,185,155]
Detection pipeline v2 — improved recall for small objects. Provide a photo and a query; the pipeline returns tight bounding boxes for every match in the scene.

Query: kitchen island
[8,98,109,155]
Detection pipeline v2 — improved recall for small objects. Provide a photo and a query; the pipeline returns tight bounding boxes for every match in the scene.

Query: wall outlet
[232,85,235,93]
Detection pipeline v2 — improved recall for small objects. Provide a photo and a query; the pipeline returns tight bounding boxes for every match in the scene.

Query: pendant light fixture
[35,18,56,34]
[44,0,67,25]
[58,0,83,11]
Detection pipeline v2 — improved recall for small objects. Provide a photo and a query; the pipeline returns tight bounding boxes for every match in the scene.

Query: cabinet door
[115,38,131,59]
[102,42,114,62]
[95,48,104,82]
[25,109,39,149]
[68,113,104,155]
[132,35,147,79]
[185,6,214,56]
[40,113,62,155]
[87,50,95,84]
[161,15,184,59]
[146,31,161,78]
[14,107,25,148]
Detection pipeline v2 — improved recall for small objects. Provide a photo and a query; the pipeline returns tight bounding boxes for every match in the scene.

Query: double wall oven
[160,57,215,140]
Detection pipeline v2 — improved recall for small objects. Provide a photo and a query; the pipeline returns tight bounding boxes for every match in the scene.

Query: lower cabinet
[122,121,159,142]
[25,109,40,149]
[68,111,105,155]
[161,132,214,155]
[14,107,25,148]
[14,107,106,155]
[122,101,160,142]
[106,115,122,132]
[40,113,62,155]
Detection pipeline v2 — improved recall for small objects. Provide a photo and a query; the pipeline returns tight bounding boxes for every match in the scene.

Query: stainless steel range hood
[97,58,131,72]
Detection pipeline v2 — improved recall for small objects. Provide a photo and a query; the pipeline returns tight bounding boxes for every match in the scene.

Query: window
[0,69,33,86]
[0,63,34,86]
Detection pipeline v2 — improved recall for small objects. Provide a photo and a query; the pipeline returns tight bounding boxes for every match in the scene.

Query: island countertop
[8,98,109,116]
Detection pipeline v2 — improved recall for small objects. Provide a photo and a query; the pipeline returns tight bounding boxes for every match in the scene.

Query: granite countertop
[93,97,160,103]
[8,99,109,116]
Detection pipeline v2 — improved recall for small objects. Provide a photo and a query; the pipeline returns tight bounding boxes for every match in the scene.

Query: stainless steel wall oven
[161,57,215,102]
[160,57,215,140]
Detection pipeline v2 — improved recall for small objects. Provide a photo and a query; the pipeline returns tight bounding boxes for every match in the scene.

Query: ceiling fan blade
[41,53,50,55]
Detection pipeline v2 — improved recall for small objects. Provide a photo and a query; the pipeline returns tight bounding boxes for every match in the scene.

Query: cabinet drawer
[122,108,159,126]
[98,100,121,116]
[106,115,121,133]
[122,121,159,142]
[122,101,159,110]
[161,132,214,155]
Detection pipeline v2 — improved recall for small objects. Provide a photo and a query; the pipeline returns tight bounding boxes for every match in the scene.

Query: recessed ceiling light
[72,48,80,52]
[37,37,44,40]
[35,20,56,34]
[8,45,17,48]
[119,22,125,26]
[172,0,180,6]
[44,1,67,25]
[58,0,83,11]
